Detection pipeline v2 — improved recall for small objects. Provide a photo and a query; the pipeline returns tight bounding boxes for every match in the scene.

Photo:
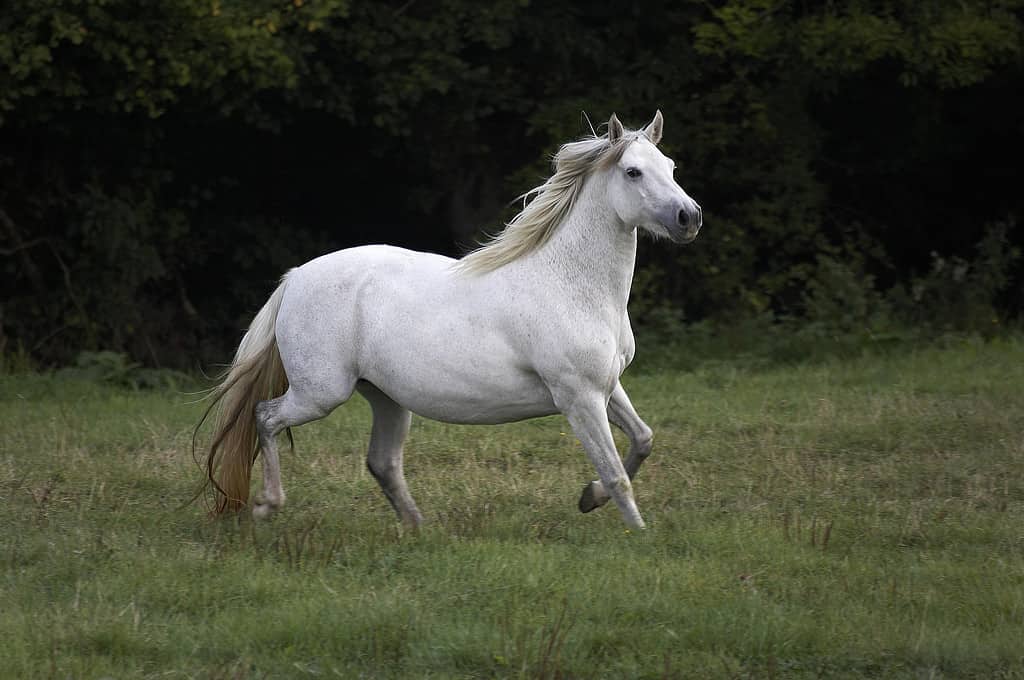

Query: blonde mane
[455,127,645,274]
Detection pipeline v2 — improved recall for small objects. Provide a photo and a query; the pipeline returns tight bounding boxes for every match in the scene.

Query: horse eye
[625,167,642,179]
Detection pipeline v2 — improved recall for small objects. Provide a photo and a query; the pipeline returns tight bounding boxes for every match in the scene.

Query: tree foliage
[1,0,1021,366]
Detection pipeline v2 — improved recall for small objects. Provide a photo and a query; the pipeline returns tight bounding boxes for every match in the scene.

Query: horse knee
[367,455,398,483]
[634,426,654,459]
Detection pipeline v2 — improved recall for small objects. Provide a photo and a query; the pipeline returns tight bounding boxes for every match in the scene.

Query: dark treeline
[2,0,1022,368]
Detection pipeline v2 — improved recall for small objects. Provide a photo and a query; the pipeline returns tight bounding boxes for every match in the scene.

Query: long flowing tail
[194,275,291,514]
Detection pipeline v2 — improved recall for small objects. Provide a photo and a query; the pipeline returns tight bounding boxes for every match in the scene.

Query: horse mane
[454,127,645,274]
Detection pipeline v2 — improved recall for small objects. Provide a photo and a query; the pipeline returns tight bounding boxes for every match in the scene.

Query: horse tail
[194,274,291,514]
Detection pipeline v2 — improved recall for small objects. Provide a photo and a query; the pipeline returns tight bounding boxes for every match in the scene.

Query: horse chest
[618,323,636,372]
[525,310,633,394]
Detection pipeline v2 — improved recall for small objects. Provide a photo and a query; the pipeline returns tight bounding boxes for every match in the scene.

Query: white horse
[197,111,702,529]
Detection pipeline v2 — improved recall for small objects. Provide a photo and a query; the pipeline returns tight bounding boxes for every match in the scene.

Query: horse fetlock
[626,514,647,530]
[402,508,426,528]
[607,478,645,530]
[252,503,275,520]
[605,475,633,495]
[252,490,285,520]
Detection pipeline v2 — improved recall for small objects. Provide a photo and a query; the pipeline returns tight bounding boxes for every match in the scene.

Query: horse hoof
[578,481,606,513]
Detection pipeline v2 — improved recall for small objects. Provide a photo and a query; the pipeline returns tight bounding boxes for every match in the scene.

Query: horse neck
[516,172,637,312]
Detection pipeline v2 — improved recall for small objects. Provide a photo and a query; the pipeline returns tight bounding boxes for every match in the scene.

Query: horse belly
[361,345,558,425]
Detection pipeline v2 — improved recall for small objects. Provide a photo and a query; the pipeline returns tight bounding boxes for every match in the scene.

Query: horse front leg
[560,391,646,529]
[579,381,653,513]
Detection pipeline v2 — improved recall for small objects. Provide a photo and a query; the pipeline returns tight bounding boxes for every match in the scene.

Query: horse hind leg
[253,384,350,519]
[579,382,654,513]
[358,382,424,527]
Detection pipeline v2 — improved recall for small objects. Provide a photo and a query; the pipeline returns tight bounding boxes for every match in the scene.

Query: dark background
[2,0,1021,368]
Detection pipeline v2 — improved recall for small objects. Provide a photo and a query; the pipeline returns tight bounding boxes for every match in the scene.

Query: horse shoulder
[523,312,621,398]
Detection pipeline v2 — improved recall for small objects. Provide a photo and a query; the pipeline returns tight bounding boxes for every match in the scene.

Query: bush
[55,351,194,390]
[888,220,1020,333]
[802,253,890,335]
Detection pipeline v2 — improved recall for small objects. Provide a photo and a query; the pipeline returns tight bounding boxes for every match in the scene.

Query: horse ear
[643,110,664,145]
[608,113,624,143]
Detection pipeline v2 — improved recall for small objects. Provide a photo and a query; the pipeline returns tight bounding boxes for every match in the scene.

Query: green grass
[2,336,1023,678]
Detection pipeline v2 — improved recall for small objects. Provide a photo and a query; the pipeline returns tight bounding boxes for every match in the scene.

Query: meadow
[2,335,1023,678]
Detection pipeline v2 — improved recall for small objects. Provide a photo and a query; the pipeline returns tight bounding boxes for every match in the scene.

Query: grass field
[2,335,1023,678]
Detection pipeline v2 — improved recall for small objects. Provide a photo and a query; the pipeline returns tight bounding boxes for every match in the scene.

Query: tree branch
[0,237,46,256]
[0,207,47,295]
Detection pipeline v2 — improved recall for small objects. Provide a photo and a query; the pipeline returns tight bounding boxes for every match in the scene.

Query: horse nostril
[678,209,689,227]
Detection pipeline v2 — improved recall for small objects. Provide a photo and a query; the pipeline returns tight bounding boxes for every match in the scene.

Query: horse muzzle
[666,201,702,244]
